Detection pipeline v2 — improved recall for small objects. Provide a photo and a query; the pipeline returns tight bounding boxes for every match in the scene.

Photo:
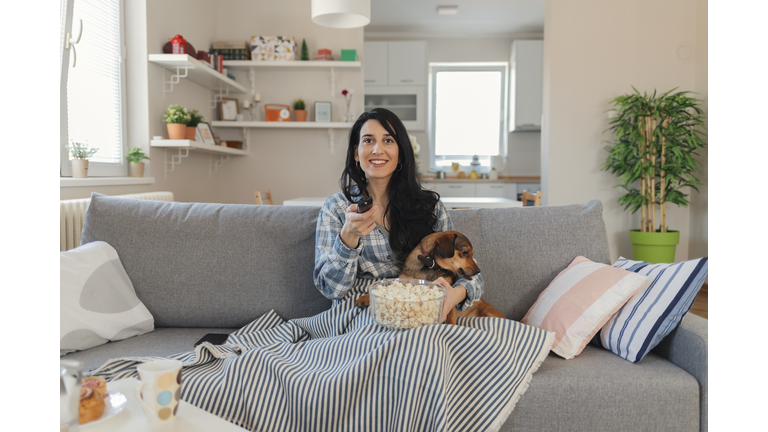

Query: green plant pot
[628,229,680,263]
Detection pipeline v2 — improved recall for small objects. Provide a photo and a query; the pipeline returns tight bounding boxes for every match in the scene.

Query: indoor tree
[602,87,707,233]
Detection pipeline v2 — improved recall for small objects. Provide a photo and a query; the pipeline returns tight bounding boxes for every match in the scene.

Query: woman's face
[354,119,400,183]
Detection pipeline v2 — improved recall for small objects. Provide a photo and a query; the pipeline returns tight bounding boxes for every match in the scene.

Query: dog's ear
[434,233,458,259]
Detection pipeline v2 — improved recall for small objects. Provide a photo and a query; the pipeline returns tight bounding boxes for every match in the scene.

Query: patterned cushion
[522,256,649,359]
[594,257,708,363]
[60,241,154,355]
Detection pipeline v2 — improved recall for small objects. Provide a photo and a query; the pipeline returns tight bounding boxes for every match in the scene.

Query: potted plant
[164,104,191,139]
[186,109,204,140]
[126,147,151,178]
[602,87,707,263]
[65,141,99,178]
[293,98,307,122]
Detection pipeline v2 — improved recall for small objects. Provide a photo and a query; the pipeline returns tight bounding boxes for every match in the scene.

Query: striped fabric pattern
[521,256,649,360]
[597,257,709,363]
[88,279,554,432]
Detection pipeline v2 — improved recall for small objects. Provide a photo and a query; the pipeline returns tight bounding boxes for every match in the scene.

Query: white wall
[688,0,708,262]
[212,0,363,205]
[542,0,707,262]
[62,0,363,204]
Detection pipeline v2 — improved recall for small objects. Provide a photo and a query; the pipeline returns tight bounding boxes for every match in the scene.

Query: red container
[170,34,187,54]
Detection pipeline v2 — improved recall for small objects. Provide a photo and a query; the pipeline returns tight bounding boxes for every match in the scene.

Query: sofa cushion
[448,200,611,321]
[81,193,333,327]
[61,241,154,355]
[595,257,709,363]
[503,345,700,432]
[521,256,648,359]
[60,327,240,372]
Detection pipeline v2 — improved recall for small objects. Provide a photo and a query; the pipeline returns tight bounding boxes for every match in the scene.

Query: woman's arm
[313,197,377,300]
[432,200,485,312]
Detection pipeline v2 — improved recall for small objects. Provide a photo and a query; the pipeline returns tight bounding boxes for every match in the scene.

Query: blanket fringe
[487,330,556,432]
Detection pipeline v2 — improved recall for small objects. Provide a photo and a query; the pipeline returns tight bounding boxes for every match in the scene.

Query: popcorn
[369,280,446,329]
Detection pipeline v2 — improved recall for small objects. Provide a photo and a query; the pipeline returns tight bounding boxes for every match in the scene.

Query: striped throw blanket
[89,280,554,432]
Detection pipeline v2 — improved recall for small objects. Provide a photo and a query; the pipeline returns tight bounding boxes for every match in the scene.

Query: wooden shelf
[210,121,353,129]
[148,54,248,94]
[150,139,247,156]
[224,60,362,69]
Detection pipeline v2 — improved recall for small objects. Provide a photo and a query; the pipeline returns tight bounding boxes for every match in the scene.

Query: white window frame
[427,62,508,173]
[60,0,128,177]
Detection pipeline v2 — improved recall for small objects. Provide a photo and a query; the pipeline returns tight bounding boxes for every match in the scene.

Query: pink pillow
[521,256,649,360]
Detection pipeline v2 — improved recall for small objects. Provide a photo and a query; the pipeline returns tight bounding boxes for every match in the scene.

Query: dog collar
[418,245,437,269]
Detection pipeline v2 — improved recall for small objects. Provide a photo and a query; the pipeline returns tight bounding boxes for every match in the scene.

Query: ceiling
[366,0,545,38]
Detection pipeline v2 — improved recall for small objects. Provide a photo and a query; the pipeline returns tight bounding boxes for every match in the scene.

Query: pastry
[82,376,107,399]
[78,386,106,424]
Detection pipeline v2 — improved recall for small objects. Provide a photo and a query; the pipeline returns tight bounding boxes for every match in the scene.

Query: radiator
[60,191,174,251]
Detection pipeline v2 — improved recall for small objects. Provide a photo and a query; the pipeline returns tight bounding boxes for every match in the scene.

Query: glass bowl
[368,278,446,330]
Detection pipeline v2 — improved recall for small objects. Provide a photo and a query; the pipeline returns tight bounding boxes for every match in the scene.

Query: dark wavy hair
[340,108,440,262]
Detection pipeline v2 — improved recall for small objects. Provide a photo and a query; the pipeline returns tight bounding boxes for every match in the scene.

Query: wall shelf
[210,121,352,129]
[210,121,352,154]
[150,139,247,179]
[148,54,248,104]
[224,60,361,69]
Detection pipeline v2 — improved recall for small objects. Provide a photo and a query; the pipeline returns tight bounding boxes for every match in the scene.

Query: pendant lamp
[311,0,371,29]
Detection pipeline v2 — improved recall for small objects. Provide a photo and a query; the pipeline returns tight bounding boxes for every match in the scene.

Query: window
[428,63,508,172]
[60,0,126,177]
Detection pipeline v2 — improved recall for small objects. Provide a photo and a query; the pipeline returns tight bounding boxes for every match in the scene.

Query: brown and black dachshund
[355,230,505,325]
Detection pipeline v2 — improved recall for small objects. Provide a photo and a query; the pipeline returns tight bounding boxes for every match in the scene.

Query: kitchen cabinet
[509,40,543,132]
[362,41,388,85]
[364,41,427,130]
[364,41,426,86]
[427,182,519,199]
[387,41,427,86]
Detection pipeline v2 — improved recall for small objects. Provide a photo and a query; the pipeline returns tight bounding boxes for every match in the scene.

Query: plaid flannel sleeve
[313,197,363,300]
[433,200,485,312]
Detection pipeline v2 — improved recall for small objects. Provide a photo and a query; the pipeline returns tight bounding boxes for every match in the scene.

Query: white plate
[81,391,128,428]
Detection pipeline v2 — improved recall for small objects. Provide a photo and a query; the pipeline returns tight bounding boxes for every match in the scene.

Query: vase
[294,110,307,122]
[185,126,197,140]
[71,158,89,178]
[129,162,145,178]
[167,123,187,140]
[344,99,352,122]
[628,229,680,263]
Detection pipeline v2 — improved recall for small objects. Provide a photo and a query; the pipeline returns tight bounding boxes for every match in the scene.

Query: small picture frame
[315,101,331,122]
[219,97,239,121]
[197,122,216,145]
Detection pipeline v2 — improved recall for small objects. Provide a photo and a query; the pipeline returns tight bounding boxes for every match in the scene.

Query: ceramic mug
[134,360,183,422]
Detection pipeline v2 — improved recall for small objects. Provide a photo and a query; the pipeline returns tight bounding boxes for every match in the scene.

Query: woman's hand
[433,277,467,323]
[340,204,377,249]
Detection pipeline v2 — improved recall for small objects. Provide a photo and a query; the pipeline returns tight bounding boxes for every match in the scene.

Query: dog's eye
[462,250,469,257]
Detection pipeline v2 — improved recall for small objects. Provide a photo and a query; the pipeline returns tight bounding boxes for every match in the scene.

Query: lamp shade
[311,0,370,29]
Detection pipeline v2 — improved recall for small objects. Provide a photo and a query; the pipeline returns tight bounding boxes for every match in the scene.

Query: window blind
[66,0,123,165]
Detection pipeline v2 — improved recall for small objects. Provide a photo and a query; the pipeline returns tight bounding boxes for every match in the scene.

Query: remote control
[357,196,373,213]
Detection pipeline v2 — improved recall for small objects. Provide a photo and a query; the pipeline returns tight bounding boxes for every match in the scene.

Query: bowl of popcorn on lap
[369,278,446,330]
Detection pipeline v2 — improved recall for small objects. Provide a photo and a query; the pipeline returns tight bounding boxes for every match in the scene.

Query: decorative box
[341,49,357,61]
[251,36,296,61]
[210,40,252,60]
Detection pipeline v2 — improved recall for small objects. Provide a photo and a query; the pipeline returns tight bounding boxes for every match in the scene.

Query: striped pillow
[595,257,708,363]
[522,256,649,360]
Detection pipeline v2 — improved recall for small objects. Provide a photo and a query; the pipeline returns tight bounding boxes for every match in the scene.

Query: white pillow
[60,241,154,355]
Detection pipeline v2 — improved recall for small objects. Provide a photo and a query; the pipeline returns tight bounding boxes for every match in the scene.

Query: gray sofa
[62,193,707,432]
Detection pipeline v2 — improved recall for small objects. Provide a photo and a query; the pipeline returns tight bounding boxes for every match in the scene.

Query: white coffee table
[80,377,247,431]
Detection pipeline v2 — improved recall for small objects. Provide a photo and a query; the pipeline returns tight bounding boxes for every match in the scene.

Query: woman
[313,108,484,323]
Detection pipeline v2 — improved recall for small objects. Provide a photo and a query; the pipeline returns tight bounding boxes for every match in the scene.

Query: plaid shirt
[313,191,484,312]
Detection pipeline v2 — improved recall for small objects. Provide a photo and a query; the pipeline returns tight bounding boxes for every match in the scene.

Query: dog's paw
[355,293,370,309]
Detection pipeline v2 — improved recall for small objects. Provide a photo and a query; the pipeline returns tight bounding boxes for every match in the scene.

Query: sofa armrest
[652,312,708,432]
